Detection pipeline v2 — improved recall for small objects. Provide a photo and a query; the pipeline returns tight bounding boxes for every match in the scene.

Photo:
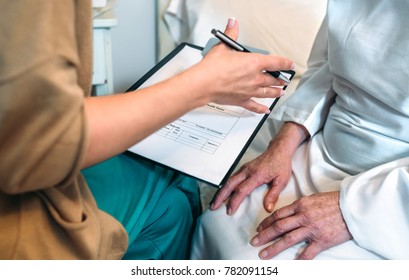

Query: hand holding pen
[211,29,291,83]
[193,18,293,114]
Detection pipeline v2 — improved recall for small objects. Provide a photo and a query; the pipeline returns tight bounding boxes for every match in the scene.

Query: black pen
[211,29,290,83]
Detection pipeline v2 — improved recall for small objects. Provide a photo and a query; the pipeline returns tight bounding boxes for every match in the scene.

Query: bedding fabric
[191,0,409,260]
[164,0,327,78]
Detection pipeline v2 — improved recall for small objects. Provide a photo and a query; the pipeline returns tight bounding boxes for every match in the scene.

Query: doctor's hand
[251,191,353,260]
[195,18,294,114]
[210,122,309,215]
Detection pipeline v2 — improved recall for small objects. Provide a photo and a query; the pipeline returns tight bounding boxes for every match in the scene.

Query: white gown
[191,0,409,260]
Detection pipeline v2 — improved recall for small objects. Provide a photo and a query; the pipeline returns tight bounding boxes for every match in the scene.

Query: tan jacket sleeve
[0,0,89,194]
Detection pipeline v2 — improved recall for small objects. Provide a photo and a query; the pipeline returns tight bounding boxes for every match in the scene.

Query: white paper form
[128,44,289,186]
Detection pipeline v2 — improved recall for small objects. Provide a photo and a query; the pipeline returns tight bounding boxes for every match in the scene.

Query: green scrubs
[82,152,200,260]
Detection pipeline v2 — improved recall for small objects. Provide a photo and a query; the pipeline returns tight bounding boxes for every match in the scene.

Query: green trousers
[82,152,200,260]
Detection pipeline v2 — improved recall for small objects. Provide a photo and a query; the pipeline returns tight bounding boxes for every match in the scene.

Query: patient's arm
[210,121,309,214]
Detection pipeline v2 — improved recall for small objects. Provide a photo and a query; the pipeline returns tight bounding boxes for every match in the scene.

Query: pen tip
[280,75,290,84]
[211,29,217,35]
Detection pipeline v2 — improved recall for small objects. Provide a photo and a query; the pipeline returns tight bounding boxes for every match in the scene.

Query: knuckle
[300,244,321,260]
[297,196,309,206]
[296,197,311,211]
[254,75,267,88]
[271,219,287,233]
[269,87,282,97]
[253,55,264,69]
[271,210,282,221]
[299,249,315,260]
[234,186,250,196]
[282,232,298,245]
[298,210,312,223]
[258,230,273,242]
[275,56,291,69]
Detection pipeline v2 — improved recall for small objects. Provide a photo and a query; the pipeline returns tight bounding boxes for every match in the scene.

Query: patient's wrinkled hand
[209,138,293,215]
[250,191,353,260]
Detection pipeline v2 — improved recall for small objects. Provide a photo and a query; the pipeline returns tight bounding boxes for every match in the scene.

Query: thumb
[223,17,239,40]
[263,182,282,213]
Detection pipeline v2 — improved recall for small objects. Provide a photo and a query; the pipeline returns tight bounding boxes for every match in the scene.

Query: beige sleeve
[0,1,88,193]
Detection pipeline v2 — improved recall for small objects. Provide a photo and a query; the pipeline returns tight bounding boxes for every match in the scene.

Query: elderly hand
[210,138,293,215]
[210,122,309,215]
[250,191,353,260]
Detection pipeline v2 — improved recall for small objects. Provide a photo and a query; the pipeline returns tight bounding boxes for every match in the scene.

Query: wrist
[268,122,309,155]
[168,65,212,108]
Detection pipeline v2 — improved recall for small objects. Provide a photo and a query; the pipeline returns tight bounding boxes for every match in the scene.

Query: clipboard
[126,42,295,187]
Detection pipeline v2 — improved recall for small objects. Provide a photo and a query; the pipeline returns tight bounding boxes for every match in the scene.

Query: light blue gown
[191,0,409,259]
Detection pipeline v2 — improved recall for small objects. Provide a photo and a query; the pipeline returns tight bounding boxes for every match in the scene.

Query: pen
[211,29,290,83]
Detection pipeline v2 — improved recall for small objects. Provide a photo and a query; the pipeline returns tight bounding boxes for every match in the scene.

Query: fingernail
[251,237,260,246]
[291,63,295,70]
[227,17,236,28]
[260,250,269,259]
[267,203,274,212]
[227,207,233,215]
[279,90,285,97]
[209,202,215,210]
[265,109,271,114]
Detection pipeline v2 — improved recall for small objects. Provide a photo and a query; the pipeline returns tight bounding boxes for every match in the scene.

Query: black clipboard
[126,42,295,187]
